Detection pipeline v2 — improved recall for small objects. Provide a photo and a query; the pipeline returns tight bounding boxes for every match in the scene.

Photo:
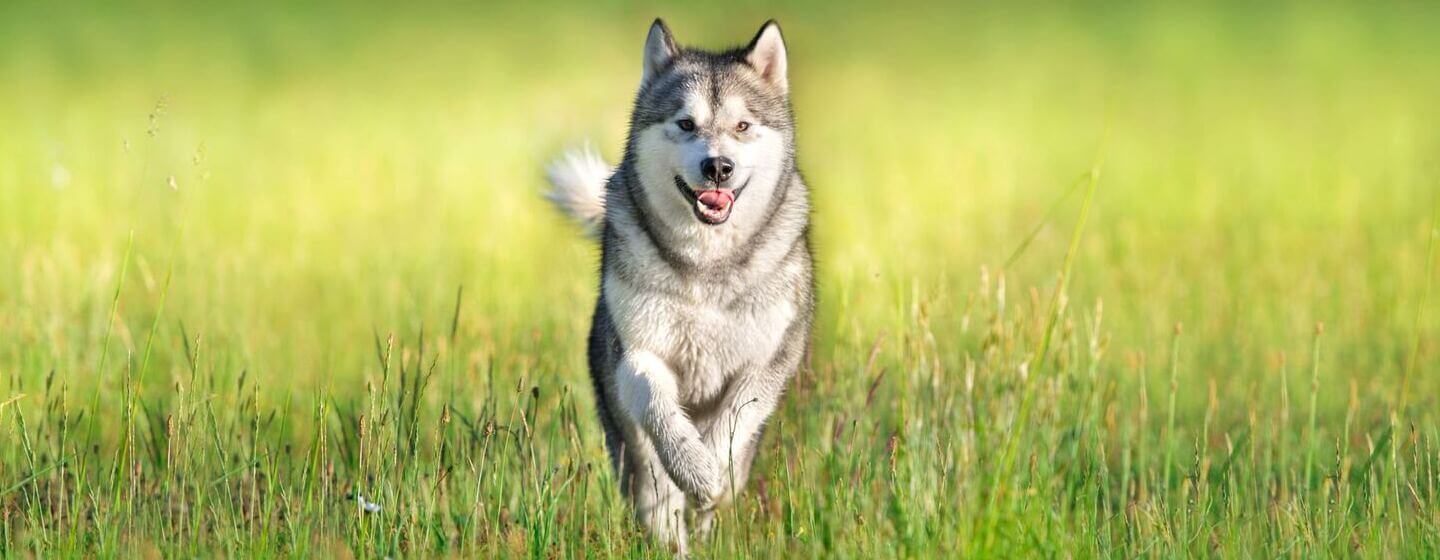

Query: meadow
[1,0,1438,556]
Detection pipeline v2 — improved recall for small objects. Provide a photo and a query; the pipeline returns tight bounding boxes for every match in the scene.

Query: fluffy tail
[545,144,611,237]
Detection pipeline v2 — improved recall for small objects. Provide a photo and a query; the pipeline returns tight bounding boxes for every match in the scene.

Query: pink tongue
[696,189,734,211]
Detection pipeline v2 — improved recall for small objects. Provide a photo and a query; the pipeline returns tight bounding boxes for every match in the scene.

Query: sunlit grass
[1,0,1438,556]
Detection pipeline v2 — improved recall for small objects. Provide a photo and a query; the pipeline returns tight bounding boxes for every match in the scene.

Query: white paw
[673,440,723,510]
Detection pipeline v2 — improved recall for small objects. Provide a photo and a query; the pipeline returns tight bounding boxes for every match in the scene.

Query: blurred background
[1,0,1437,416]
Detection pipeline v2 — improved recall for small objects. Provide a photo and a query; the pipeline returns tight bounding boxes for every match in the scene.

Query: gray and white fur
[545,19,814,555]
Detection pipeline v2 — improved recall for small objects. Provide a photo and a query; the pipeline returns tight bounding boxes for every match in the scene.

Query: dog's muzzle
[675,175,746,225]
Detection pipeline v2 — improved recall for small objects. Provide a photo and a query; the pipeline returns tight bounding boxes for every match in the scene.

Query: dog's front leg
[705,318,806,504]
[689,369,788,539]
[616,350,723,509]
[702,369,787,500]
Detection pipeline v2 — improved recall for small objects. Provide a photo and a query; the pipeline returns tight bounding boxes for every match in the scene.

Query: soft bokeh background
[0,0,1437,555]
[3,0,1435,412]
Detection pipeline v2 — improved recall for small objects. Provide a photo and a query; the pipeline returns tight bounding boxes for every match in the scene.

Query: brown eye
[736,121,750,132]
[677,119,695,132]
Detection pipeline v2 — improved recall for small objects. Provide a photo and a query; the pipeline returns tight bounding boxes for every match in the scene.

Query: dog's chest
[605,275,795,407]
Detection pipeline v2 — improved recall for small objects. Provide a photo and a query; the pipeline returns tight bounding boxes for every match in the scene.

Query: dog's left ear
[745,20,788,94]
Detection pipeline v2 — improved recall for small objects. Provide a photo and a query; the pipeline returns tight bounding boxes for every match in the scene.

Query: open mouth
[674,176,746,225]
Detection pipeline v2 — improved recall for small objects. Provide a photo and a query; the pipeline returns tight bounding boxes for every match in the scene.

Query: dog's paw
[671,440,723,510]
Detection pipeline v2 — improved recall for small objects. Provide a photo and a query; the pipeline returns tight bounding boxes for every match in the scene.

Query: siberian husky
[546,19,814,555]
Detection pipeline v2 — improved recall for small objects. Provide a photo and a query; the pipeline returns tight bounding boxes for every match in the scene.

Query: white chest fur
[604,272,797,409]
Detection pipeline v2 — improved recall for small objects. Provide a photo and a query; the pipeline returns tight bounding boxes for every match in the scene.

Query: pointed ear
[745,20,788,93]
[642,19,678,88]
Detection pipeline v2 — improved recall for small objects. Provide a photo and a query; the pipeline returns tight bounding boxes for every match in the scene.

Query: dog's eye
[736,121,750,133]
[676,119,695,132]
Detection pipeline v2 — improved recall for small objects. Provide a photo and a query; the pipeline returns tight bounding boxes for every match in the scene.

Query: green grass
[1,0,1439,556]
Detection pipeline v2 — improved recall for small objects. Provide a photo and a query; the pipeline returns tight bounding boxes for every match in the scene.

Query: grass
[1,0,1439,556]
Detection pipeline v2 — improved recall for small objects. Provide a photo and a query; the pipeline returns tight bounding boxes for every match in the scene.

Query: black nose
[700,156,735,184]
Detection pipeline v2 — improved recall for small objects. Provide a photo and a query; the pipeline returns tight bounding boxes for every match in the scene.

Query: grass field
[2,0,1439,556]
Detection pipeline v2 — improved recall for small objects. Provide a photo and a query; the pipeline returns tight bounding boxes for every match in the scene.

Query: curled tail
[545,144,611,237]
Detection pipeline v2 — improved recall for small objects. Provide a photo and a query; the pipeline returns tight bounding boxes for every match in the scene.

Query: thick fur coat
[546,19,813,555]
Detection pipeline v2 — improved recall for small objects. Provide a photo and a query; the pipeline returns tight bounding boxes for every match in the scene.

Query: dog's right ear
[642,19,678,88]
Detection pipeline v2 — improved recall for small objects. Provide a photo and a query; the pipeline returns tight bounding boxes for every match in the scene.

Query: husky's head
[626,19,793,230]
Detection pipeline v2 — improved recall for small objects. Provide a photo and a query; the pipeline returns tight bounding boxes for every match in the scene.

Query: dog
[545,18,814,555]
